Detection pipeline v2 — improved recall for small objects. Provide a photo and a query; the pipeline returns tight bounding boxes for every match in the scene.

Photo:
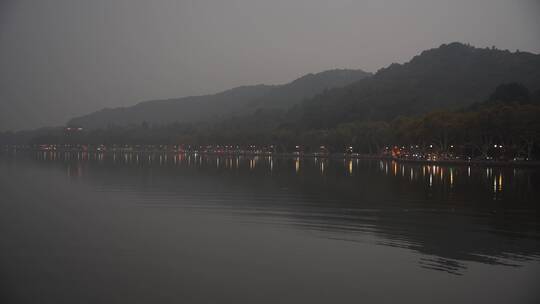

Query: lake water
[1,152,539,303]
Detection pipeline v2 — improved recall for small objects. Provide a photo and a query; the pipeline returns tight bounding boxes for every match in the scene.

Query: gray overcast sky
[1,0,539,130]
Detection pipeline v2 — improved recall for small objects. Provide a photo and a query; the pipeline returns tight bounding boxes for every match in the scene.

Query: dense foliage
[2,98,539,159]
[298,43,540,128]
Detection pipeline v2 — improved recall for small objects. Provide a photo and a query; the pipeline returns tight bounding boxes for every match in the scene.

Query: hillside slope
[300,43,540,128]
[68,69,371,129]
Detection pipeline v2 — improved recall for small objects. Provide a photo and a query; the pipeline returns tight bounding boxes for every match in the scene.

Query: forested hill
[299,42,540,129]
[68,69,371,129]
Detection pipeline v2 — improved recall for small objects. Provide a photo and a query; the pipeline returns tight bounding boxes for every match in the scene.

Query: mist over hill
[68,69,371,129]
[299,43,540,129]
[68,43,540,131]
[3,42,540,158]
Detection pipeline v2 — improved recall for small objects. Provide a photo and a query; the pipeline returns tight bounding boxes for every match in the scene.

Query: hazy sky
[1,0,539,130]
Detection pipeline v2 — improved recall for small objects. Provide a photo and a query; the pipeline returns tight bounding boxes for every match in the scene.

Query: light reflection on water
[13,151,540,276]
[36,151,539,201]
[1,151,540,303]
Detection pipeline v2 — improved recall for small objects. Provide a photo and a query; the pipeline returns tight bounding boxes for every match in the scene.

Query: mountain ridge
[68,42,540,130]
[68,69,372,129]
[298,42,540,128]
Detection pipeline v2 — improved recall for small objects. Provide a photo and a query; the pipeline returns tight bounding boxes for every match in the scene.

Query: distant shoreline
[3,146,539,168]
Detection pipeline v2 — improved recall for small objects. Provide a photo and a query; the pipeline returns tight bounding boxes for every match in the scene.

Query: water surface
[1,152,539,303]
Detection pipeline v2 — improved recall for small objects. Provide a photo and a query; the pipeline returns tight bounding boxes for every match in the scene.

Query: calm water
[1,152,539,303]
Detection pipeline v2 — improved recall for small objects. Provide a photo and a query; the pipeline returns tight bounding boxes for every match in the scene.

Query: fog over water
[1,0,540,130]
